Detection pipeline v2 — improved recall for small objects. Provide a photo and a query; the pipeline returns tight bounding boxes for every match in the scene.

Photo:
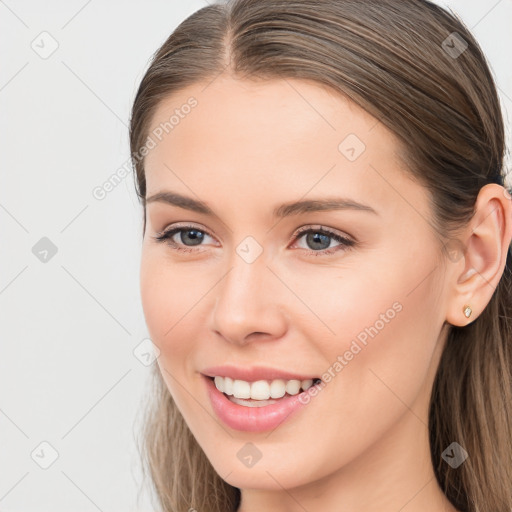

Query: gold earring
[463,305,472,318]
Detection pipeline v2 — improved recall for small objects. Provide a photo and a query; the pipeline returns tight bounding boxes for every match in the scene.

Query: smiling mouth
[206,375,322,403]
[203,372,323,430]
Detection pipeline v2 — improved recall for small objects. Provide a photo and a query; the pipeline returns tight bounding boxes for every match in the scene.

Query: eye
[152,224,216,253]
[152,223,356,256]
[290,225,356,256]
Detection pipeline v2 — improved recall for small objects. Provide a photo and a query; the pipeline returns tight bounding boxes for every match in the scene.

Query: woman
[130,0,512,511]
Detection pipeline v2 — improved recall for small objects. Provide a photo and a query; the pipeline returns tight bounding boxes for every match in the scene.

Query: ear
[445,184,512,326]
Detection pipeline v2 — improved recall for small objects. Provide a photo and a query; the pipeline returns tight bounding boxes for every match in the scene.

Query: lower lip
[203,374,320,432]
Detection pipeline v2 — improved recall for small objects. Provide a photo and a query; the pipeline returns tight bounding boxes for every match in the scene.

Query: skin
[139,75,512,512]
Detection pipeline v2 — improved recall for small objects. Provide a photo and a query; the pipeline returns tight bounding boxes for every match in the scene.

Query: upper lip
[201,364,319,382]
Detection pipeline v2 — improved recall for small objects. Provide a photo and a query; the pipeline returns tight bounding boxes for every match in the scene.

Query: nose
[210,247,288,346]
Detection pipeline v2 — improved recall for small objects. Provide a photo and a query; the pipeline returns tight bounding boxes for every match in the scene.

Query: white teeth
[285,380,301,395]
[232,379,251,399]
[270,379,286,399]
[251,380,270,400]
[213,376,317,400]
[223,376,234,395]
[302,379,314,391]
[229,396,279,407]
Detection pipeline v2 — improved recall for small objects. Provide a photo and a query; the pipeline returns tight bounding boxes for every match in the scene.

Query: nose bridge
[211,236,287,344]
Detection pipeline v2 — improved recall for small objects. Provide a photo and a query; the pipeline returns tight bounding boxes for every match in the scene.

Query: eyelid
[288,224,356,255]
[155,222,352,242]
[157,221,213,238]
[291,224,353,242]
[153,222,217,248]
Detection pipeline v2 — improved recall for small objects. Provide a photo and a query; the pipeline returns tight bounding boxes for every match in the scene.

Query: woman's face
[140,76,453,491]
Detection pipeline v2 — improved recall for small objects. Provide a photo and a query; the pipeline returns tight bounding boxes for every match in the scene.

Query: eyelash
[152,223,356,257]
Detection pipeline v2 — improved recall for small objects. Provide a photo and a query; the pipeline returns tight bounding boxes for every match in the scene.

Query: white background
[1,1,510,510]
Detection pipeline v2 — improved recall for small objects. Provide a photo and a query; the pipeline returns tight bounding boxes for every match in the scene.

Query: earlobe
[445,184,512,326]
[462,304,472,318]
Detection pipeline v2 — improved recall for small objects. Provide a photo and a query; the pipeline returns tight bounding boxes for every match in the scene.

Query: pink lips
[201,364,319,382]
[202,373,321,432]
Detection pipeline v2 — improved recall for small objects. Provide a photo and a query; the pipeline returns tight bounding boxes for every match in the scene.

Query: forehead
[146,75,389,158]
[143,75,427,220]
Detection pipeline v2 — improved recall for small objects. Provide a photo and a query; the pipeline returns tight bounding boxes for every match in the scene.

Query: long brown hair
[129,1,512,510]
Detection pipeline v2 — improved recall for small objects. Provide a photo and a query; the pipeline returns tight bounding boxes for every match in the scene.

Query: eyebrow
[146,191,378,217]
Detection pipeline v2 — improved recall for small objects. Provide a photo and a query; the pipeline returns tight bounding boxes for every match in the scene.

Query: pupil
[307,232,330,250]
[182,229,204,246]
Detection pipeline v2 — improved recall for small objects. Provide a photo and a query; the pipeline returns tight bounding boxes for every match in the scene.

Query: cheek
[312,246,444,426]
[139,249,196,351]
[140,252,202,409]
[139,262,169,344]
